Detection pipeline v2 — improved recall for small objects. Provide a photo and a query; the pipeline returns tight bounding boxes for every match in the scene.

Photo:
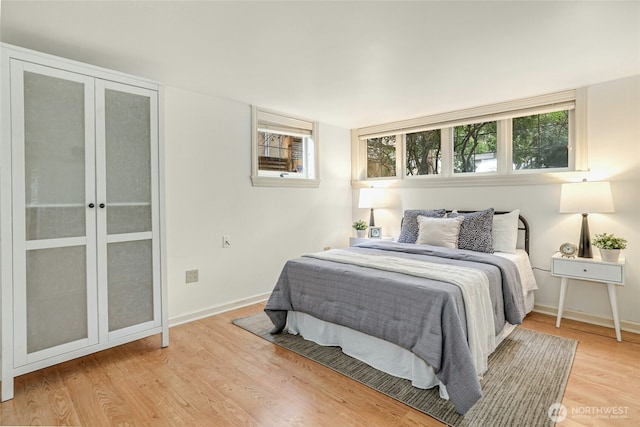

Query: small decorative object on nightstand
[592,233,627,263]
[369,226,382,238]
[352,219,368,238]
[551,253,625,341]
[559,242,578,258]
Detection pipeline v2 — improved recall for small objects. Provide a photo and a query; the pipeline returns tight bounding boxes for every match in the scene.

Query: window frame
[251,106,320,188]
[351,89,587,187]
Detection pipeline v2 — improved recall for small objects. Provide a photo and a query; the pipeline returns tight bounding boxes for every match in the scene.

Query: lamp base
[369,208,375,227]
[578,213,592,258]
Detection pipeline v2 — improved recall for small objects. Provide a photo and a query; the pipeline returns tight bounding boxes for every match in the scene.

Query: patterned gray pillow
[398,209,447,243]
[449,208,495,253]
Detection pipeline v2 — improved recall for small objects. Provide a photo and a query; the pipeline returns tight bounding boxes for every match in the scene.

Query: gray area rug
[233,312,577,427]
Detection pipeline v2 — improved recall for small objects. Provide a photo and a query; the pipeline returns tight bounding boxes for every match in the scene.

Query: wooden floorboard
[1,303,638,426]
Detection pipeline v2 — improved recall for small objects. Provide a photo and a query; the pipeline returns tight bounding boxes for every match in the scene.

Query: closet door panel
[104,88,152,235]
[26,246,88,353]
[96,80,161,338]
[10,60,99,366]
[107,240,154,331]
[23,70,88,240]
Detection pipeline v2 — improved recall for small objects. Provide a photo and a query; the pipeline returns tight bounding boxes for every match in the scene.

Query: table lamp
[358,187,386,227]
[559,179,614,258]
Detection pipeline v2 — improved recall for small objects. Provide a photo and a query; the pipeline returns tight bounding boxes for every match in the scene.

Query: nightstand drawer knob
[584,269,587,272]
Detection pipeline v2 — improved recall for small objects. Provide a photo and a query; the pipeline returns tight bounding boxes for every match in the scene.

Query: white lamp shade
[358,187,386,209]
[559,181,614,213]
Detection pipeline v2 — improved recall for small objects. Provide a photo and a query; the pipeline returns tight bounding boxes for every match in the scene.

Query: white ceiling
[1,1,639,129]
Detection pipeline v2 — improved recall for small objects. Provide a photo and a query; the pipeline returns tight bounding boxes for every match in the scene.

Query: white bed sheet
[287,311,519,400]
[494,249,537,313]
[285,250,536,400]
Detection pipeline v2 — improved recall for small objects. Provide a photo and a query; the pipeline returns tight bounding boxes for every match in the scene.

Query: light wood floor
[1,303,638,426]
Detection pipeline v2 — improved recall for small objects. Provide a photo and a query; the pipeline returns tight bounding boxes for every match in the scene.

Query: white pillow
[416,216,464,248]
[492,209,520,253]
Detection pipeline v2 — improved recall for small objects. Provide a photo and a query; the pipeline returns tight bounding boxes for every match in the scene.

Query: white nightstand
[551,253,626,341]
[349,236,394,246]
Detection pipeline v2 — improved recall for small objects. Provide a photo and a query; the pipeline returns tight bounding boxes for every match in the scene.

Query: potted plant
[353,220,368,238]
[592,233,627,262]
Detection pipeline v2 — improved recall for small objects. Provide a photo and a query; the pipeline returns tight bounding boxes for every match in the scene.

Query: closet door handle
[88,203,95,208]
[99,203,105,209]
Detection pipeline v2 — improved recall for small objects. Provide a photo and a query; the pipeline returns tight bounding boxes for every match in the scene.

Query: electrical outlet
[223,235,231,248]
[185,269,199,283]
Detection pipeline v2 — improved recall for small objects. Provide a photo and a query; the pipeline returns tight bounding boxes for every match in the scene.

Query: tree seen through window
[367,135,396,178]
[513,110,568,170]
[406,130,441,176]
[453,122,497,173]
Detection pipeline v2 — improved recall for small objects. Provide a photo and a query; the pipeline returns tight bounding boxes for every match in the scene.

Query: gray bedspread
[264,241,526,414]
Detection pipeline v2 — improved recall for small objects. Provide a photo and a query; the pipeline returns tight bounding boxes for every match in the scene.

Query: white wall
[353,76,640,328]
[164,87,352,323]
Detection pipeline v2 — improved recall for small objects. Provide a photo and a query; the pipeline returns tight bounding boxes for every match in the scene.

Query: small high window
[512,110,569,170]
[406,130,441,176]
[367,135,396,178]
[251,107,319,187]
[453,122,497,173]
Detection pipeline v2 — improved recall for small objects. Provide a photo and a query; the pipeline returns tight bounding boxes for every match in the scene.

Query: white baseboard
[533,304,640,335]
[169,292,271,327]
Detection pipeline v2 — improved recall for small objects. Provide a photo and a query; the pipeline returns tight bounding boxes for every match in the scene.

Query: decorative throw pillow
[398,209,447,243]
[416,216,464,248]
[492,209,520,253]
[449,208,495,253]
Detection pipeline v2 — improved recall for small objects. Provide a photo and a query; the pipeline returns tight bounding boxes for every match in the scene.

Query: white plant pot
[599,248,621,263]
[356,229,366,238]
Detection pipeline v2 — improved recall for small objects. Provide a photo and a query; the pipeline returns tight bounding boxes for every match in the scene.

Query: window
[453,122,497,173]
[367,135,396,178]
[252,107,319,187]
[512,110,569,170]
[406,130,441,176]
[353,89,585,186]
[257,133,303,173]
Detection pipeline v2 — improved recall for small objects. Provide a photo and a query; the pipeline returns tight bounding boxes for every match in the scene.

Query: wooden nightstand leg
[606,283,622,342]
[556,277,568,328]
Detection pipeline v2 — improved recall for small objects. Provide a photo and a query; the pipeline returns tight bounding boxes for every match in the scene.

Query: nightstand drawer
[552,258,623,284]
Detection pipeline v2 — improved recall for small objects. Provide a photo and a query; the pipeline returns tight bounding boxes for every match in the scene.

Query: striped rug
[233,312,576,427]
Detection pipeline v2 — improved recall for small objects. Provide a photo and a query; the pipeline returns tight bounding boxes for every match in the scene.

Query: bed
[264,208,537,414]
